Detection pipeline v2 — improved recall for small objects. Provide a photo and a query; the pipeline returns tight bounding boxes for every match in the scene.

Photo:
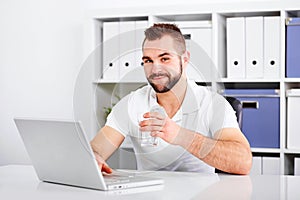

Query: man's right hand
[94,152,113,174]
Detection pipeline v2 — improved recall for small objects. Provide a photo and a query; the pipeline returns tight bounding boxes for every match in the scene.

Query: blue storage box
[223,89,280,148]
[286,17,300,77]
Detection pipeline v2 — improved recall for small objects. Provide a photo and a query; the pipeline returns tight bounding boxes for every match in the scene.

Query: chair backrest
[224,96,243,129]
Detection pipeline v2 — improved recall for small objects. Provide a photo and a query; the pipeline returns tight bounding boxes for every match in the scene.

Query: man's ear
[182,51,190,66]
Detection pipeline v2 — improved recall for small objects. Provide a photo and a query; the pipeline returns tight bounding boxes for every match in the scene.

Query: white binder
[133,20,148,82]
[103,21,120,80]
[250,156,262,175]
[245,17,264,78]
[175,20,212,81]
[226,17,246,79]
[135,20,148,66]
[119,21,136,81]
[262,157,280,175]
[295,157,300,175]
[181,27,212,82]
[263,16,281,79]
[287,90,300,150]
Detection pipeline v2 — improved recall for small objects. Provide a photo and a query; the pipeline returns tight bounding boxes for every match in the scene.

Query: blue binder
[224,89,280,148]
[286,17,300,77]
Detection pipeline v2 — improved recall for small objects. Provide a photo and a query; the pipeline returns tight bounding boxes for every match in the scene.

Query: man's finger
[102,163,113,174]
[94,152,113,174]
[144,112,165,120]
[139,118,165,127]
[151,131,163,138]
[140,125,164,132]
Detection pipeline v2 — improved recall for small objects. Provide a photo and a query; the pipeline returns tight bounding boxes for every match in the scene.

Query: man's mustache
[149,73,169,79]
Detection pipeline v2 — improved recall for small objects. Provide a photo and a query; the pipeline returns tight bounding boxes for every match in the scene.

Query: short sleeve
[206,93,240,137]
[105,95,130,137]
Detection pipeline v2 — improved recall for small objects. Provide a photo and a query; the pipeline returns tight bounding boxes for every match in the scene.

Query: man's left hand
[139,111,181,145]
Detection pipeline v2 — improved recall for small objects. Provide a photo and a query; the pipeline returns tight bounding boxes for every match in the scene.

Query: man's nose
[151,62,163,73]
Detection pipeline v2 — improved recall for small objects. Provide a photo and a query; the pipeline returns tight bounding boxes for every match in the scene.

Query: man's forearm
[175,128,252,175]
[90,126,124,161]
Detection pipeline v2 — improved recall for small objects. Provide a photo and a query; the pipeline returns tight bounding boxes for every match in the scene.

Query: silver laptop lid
[14,118,107,190]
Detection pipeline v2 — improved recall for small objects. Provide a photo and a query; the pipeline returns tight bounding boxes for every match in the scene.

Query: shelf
[284,78,300,83]
[153,14,212,22]
[284,149,300,154]
[94,78,294,84]
[219,78,281,83]
[95,79,213,84]
[251,148,281,153]
[88,3,300,174]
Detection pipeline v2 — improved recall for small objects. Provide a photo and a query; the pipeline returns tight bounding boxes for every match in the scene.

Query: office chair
[224,96,243,129]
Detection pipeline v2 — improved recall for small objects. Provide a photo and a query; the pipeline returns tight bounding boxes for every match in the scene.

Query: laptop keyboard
[103,172,135,184]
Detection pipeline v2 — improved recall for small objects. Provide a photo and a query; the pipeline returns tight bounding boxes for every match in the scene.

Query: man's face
[142,35,183,93]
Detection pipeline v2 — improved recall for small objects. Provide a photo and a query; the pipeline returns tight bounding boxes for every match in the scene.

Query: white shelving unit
[79,1,300,175]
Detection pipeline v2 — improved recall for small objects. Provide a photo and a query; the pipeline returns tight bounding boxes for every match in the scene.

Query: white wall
[0,0,281,165]
[0,0,86,165]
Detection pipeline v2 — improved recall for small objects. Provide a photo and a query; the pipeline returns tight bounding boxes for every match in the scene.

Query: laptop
[14,118,164,190]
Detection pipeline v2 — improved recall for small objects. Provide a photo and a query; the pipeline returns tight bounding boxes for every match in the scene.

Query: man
[91,23,252,175]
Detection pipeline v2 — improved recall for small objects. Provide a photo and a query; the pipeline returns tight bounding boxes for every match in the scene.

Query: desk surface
[0,165,299,200]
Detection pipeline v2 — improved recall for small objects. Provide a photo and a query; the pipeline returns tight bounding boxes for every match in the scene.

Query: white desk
[0,165,299,199]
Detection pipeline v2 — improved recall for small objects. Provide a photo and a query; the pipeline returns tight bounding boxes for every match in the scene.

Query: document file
[102,20,149,82]
[262,157,280,175]
[287,89,300,150]
[295,158,300,176]
[151,21,213,82]
[135,20,148,67]
[264,16,281,79]
[119,21,136,81]
[250,156,262,175]
[181,27,212,81]
[133,20,148,82]
[226,17,246,78]
[227,16,280,79]
[245,16,264,78]
[103,21,120,80]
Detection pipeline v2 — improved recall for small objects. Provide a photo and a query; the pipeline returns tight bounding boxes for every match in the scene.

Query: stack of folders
[226,16,281,79]
[102,21,149,82]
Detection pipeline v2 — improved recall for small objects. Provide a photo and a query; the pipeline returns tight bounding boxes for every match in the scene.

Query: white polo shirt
[106,80,239,173]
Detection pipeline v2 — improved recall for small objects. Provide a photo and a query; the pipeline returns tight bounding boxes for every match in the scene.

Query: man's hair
[142,23,186,56]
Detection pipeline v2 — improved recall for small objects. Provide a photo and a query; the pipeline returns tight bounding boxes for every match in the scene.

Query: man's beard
[147,63,183,93]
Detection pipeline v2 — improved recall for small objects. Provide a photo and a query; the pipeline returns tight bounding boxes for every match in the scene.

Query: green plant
[103,106,113,119]
[103,95,121,119]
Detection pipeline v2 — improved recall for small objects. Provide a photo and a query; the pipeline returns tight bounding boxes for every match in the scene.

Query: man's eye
[144,60,152,63]
[161,57,169,62]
